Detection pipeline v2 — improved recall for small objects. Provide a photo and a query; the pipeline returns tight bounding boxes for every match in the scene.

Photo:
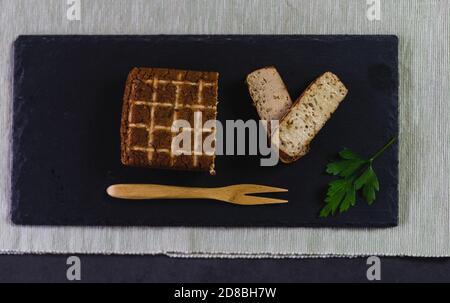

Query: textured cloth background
[0,0,449,257]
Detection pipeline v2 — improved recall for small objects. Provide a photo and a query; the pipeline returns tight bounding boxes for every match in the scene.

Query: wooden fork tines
[107,184,288,206]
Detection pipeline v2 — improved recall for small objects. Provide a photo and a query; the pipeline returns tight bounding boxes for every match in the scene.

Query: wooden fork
[107,184,288,205]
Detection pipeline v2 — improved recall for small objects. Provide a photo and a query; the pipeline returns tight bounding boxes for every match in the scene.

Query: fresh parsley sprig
[320,137,397,218]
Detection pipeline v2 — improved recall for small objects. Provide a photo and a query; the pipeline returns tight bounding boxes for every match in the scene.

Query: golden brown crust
[279,145,310,163]
[120,68,139,166]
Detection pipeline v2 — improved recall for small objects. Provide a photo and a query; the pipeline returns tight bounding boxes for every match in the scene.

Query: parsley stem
[370,136,397,162]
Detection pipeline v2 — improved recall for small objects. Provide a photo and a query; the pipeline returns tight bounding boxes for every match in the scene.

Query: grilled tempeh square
[121,68,219,174]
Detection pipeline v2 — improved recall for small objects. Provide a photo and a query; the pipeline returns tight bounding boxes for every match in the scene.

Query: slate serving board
[12,35,398,227]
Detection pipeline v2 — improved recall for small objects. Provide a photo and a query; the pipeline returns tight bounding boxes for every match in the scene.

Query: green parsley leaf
[326,159,366,177]
[320,137,396,217]
[361,167,379,205]
[338,148,364,160]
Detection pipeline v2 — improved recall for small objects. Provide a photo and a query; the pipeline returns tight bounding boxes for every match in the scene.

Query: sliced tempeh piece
[278,72,348,163]
[246,66,293,122]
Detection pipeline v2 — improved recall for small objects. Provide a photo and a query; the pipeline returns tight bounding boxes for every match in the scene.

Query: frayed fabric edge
[0,249,447,258]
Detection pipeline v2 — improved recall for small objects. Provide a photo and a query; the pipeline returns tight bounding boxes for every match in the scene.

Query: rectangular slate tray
[12,35,398,227]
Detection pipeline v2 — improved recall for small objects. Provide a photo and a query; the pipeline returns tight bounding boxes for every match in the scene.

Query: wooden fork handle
[107,184,219,200]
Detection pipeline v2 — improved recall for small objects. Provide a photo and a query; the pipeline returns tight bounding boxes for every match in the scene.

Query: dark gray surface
[12,35,398,228]
[0,255,449,283]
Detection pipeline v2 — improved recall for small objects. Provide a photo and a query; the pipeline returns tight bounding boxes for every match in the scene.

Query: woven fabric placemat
[0,0,448,257]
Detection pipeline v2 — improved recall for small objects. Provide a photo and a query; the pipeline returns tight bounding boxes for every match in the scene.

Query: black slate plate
[12,35,398,227]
